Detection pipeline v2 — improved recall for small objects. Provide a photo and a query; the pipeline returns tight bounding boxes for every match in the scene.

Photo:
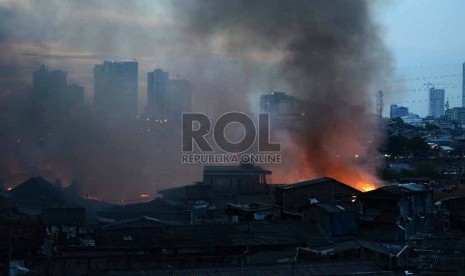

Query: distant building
[401,114,423,127]
[167,79,192,121]
[32,66,85,117]
[33,66,67,100]
[146,69,192,122]
[389,104,409,119]
[260,92,303,116]
[146,69,169,119]
[445,107,465,125]
[429,87,445,118]
[94,61,138,118]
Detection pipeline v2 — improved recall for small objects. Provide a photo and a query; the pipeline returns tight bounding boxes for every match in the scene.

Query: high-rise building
[94,61,138,118]
[429,88,445,118]
[168,79,192,120]
[389,104,409,119]
[463,62,465,108]
[33,66,73,119]
[147,69,169,119]
[33,66,67,100]
[32,66,86,120]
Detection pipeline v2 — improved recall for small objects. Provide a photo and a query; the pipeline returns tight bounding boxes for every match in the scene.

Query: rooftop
[278,177,360,193]
[204,164,271,175]
[361,183,430,199]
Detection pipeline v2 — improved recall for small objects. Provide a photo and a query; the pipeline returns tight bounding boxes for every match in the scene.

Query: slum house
[43,207,86,245]
[203,163,271,194]
[225,203,280,223]
[275,177,361,212]
[438,196,465,231]
[299,240,409,270]
[301,202,357,238]
[36,222,325,274]
[358,183,433,241]
[103,261,400,275]
[97,199,190,224]
[94,221,324,256]
[410,233,465,274]
[156,164,274,223]
[0,203,44,274]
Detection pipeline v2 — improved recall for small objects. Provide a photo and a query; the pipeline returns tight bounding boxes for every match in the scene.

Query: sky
[1,0,464,116]
[377,0,465,116]
[1,0,463,198]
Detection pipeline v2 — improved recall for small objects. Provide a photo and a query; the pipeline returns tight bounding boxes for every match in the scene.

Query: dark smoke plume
[174,0,392,190]
[0,0,392,200]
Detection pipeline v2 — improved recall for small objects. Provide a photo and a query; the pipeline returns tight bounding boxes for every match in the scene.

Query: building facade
[390,104,409,119]
[445,107,465,125]
[358,183,433,241]
[94,61,138,118]
[146,69,169,119]
[203,164,271,194]
[260,92,303,116]
[33,66,85,119]
[429,88,445,118]
[33,66,67,100]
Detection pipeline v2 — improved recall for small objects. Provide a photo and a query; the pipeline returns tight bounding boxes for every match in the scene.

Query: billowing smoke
[174,0,392,190]
[0,0,391,200]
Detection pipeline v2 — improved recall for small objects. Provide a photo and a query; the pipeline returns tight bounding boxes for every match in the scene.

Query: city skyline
[2,1,465,117]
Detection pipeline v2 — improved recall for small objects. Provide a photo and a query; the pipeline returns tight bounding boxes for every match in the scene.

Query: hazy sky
[1,0,462,197]
[377,0,465,116]
[1,0,464,116]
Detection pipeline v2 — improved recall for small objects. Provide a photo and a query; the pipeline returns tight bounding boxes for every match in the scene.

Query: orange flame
[270,152,380,192]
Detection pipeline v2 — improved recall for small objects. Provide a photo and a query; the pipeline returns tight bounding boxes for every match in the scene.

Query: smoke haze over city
[0,0,395,200]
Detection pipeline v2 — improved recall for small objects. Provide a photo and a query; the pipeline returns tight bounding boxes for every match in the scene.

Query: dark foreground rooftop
[107,261,404,275]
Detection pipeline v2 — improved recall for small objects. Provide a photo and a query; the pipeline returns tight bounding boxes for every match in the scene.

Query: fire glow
[274,166,378,192]
[272,144,381,192]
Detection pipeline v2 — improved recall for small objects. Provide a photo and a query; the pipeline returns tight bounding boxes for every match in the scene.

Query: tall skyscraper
[429,87,445,118]
[168,79,192,120]
[146,69,192,122]
[33,66,71,119]
[94,61,138,118]
[33,65,67,100]
[146,69,169,119]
